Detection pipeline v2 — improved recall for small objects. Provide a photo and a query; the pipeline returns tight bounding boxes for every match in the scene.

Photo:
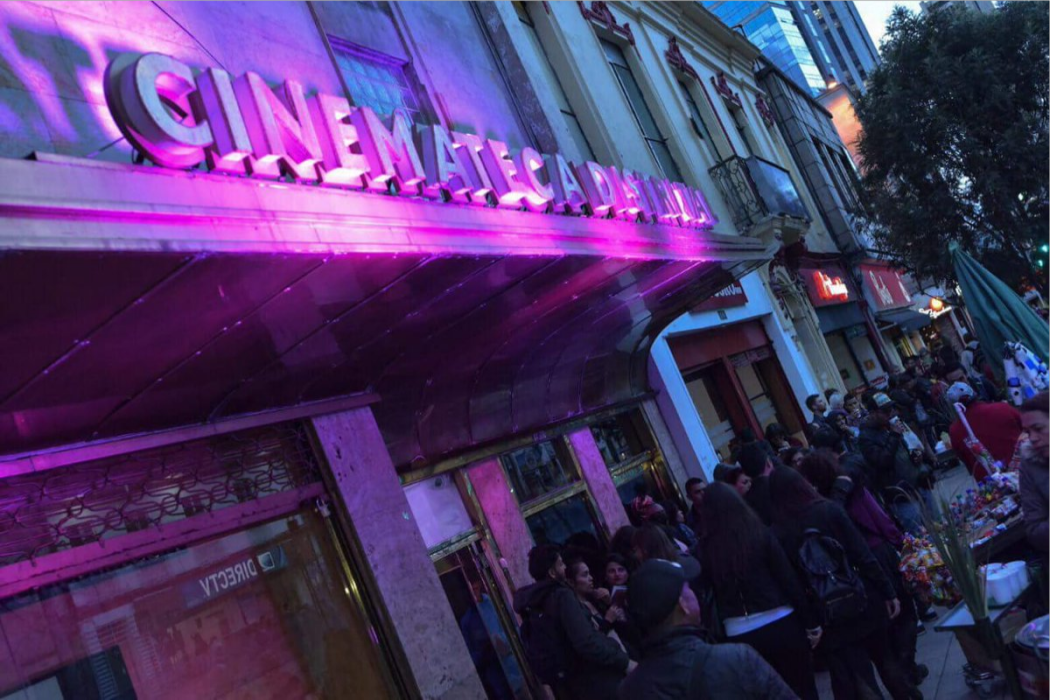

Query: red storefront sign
[859,263,912,311]
[799,264,854,307]
[695,281,747,311]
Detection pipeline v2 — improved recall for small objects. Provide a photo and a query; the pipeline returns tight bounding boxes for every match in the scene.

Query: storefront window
[500,441,577,505]
[0,510,396,699]
[524,492,599,546]
[590,410,651,467]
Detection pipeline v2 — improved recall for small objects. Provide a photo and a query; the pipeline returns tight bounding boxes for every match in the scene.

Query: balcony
[709,155,811,247]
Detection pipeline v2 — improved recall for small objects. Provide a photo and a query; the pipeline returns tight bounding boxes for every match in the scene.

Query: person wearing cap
[513,545,630,700]
[618,559,797,700]
[946,380,1023,481]
[858,392,934,535]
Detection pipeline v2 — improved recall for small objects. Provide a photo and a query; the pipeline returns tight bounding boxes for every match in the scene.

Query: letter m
[351,106,424,192]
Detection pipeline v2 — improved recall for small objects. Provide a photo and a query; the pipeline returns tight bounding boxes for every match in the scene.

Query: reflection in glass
[525,493,598,546]
[436,546,528,700]
[0,511,394,700]
[500,441,577,505]
[591,411,651,468]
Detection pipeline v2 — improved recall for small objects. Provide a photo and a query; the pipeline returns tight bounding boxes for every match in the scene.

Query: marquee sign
[103,53,718,231]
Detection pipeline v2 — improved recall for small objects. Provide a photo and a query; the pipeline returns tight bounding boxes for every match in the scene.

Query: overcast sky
[852,1,924,51]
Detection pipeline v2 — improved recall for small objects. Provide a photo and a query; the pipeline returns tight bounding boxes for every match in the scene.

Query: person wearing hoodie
[514,545,630,700]
[617,559,797,700]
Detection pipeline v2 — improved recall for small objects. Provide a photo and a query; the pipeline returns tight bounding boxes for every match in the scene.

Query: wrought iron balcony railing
[708,155,810,234]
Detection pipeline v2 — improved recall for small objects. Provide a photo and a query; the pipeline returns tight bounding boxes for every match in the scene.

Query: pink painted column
[566,429,631,534]
[312,408,486,700]
[467,457,534,591]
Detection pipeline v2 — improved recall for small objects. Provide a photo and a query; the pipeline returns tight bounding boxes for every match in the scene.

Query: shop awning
[0,155,772,469]
[815,302,867,334]
[876,307,932,333]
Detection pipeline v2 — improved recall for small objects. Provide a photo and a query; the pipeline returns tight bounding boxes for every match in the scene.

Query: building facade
[0,2,843,699]
[754,58,934,390]
[703,0,835,96]
[794,1,881,95]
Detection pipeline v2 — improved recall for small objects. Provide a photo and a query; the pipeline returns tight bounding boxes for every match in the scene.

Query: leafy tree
[855,3,1049,291]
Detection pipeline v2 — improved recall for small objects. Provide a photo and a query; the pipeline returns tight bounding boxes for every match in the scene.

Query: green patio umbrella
[951,243,1049,365]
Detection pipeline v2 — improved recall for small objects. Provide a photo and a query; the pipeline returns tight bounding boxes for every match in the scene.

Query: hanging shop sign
[103,53,718,231]
[799,268,851,307]
[695,281,747,311]
[858,263,912,311]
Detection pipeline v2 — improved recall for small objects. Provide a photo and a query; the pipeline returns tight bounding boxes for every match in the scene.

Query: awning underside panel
[0,249,743,468]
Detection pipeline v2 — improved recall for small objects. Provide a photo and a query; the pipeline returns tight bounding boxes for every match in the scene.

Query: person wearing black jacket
[769,468,919,700]
[618,559,797,700]
[857,395,934,536]
[737,442,775,525]
[514,545,630,700]
[698,482,820,700]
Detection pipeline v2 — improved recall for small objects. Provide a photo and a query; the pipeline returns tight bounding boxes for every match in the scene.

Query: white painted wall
[648,271,822,480]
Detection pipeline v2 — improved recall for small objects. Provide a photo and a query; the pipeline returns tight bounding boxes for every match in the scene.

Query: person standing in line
[737,443,776,525]
[801,450,929,687]
[716,465,752,499]
[826,388,845,412]
[844,393,869,429]
[683,477,706,535]
[514,545,630,700]
[769,468,919,700]
[697,482,821,700]
[805,394,829,436]
[946,381,1023,481]
[661,499,699,550]
[766,422,804,455]
[617,559,798,700]
[1018,392,1049,565]
[858,393,934,535]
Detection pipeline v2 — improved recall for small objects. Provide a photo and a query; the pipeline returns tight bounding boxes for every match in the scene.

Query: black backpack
[797,528,868,625]
[519,590,572,686]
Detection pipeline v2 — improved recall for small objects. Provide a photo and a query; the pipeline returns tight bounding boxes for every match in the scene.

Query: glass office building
[704,1,833,96]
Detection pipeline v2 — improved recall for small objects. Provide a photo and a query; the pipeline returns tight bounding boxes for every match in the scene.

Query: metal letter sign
[103,53,720,233]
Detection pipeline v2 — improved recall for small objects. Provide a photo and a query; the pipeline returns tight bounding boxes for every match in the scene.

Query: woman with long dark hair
[697,482,820,700]
[770,467,919,700]
[801,450,927,688]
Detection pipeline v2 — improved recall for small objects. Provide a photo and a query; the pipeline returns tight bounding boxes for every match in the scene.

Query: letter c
[105,53,213,168]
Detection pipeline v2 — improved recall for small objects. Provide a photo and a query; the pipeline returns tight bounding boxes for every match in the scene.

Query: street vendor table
[973,515,1027,563]
[935,583,1035,699]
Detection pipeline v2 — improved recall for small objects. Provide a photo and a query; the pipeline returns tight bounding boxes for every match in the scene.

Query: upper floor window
[731,108,758,157]
[601,39,684,182]
[513,1,596,163]
[329,37,423,121]
[678,80,719,160]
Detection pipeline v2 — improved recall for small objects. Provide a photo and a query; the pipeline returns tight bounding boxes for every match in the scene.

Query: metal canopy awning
[0,155,772,469]
[877,307,932,333]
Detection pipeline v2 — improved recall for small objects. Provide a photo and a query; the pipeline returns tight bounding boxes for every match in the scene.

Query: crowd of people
[512,346,1049,700]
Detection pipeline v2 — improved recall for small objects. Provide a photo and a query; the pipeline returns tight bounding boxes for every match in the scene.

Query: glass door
[0,508,402,700]
[434,542,530,700]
